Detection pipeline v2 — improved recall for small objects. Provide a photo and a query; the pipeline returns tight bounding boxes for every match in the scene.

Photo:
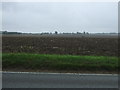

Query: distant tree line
[1,31,22,34]
[1,30,118,35]
[1,31,89,35]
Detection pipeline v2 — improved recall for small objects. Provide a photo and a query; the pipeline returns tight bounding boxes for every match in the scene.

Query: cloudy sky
[2,2,118,33]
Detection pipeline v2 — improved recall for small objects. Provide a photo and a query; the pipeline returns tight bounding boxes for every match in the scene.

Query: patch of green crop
[2,53,119,71]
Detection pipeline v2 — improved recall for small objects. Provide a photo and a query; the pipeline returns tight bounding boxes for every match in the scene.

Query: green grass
[2,53,119,71]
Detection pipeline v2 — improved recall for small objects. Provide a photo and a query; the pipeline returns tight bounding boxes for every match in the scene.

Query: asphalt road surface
[2,72,118,88]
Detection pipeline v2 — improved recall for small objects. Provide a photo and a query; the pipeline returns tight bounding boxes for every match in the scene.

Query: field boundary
[2,53,119,74]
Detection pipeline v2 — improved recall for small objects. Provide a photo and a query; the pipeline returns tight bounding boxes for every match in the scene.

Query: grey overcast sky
[2,2,118,33]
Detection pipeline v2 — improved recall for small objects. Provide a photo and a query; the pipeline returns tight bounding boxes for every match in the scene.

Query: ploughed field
[2,34,118,56]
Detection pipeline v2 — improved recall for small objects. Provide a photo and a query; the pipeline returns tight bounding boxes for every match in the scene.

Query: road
[2,72,118,88]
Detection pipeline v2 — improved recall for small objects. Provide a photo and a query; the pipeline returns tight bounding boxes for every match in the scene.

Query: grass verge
[2,53,119,72]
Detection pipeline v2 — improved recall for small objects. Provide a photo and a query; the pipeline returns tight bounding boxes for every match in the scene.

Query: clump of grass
[2,53,118,71]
